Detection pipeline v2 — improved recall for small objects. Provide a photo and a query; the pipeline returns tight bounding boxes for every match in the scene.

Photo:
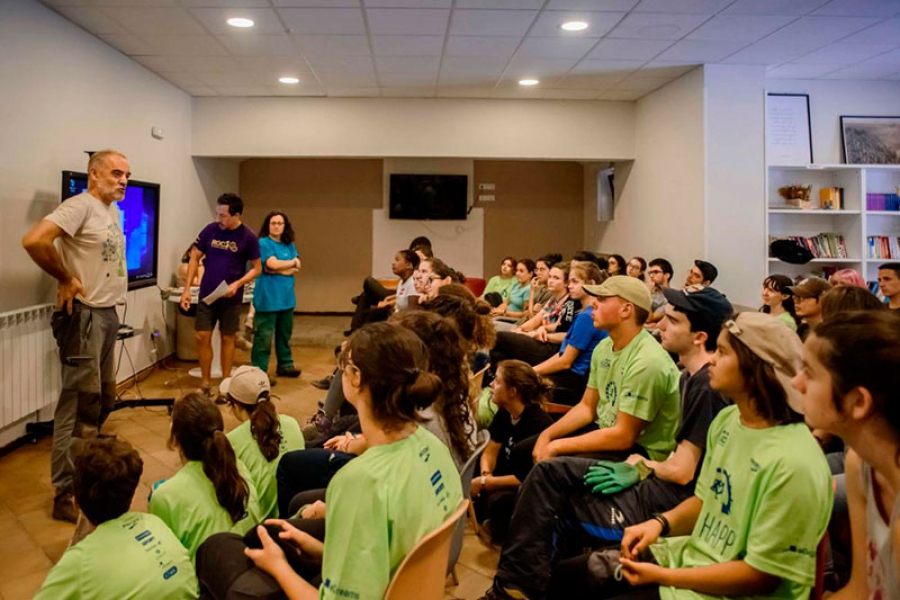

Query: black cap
[694,260,718,284]
[662,286,733,334]
[770,239,814,265]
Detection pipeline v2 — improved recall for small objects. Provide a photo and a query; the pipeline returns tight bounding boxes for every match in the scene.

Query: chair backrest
[383,500,470,600]
[448,430,491,574]
[464,277,487,297]
[468,365,490,412]
[544,402,573,415]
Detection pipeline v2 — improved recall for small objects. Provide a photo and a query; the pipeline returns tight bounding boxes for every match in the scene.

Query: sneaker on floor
[268,375,277,387]
[477,584,531,600]
[311,374,334,390]
[277,366,302,378]
[53,491,78,524]
[302,410,332,444]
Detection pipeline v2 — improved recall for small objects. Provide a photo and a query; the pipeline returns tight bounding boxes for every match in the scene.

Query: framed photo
[766,93,813,165]
[841,116,900,164]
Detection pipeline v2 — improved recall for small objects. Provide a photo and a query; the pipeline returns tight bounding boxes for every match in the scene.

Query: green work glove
[583,460,641,496]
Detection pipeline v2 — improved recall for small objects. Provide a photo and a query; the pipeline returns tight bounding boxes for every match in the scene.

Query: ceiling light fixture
[560,21,589,32]
[279,77,299,84]
[227,17,254,28]
[518,78,539,86]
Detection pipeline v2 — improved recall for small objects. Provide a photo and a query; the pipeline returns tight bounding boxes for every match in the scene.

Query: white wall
[705,65,767,307]
[766,79,900,165]
[588,67,706,283]
[374,158,483,278]
[0,0,213,441]
[192,97,636,161]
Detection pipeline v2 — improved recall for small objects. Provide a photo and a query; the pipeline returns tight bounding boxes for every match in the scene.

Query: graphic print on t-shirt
[102,220,126,277]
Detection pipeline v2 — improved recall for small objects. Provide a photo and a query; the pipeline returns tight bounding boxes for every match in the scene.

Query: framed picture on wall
[841,116,900,164]
[766,93,813,165]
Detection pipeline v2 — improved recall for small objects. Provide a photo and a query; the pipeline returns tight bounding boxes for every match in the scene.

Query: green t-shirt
[228,414,305,520]
[148,460,262,560]
[587,329,681,461]
[319,426,463,600]
[776,310,798,332]
[651,406,833,600]
[483,275,515,300]
[34,512,198,600]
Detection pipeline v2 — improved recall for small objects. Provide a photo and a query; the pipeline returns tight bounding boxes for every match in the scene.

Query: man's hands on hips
[57,277,84,315]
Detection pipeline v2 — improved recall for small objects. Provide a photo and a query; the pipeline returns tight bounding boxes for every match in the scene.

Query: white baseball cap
[219,365,270,405]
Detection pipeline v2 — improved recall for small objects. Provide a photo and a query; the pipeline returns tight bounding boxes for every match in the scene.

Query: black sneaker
[311,374,334,390]
[477,584,530,600]
[277,366,302,378]
[53,491,78,524]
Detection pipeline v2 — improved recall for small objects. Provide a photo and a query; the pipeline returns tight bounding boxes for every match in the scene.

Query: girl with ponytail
[198,322,463,600]
[149,392,262,559]
[222,366,306,519]
[471,359,554,543]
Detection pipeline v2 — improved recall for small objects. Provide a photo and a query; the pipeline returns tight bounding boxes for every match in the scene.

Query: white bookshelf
[765,165,900,287]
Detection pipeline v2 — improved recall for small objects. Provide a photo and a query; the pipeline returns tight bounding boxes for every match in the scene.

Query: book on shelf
[867,236,900,260]
[819,187,844,210]
[866,193,900,211]
[769,233,848,260]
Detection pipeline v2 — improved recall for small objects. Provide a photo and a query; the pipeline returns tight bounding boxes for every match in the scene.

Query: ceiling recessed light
[518,78,539,86]
[227,17,254,28]
[279,77,299,84]
[560,20,589,32]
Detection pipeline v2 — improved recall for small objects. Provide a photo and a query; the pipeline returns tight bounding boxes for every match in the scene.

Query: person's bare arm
[23,220,84,314]
[638,439,703,486]
[549,411,646,458]
[266,256,301,272]
[225,258,262,298]
[533,344,580,375]
[180,246,203,310]
[831,451,872,600]
[533,387,598,461]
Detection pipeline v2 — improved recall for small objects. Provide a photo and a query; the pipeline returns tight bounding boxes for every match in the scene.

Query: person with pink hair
[829,268,866,288]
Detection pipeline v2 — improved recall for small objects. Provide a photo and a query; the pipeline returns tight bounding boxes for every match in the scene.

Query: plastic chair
[544,402,573,415]
[449,430,491,583]
[468,365,490,412]
[464,277,487,297]
[383,499,470,600]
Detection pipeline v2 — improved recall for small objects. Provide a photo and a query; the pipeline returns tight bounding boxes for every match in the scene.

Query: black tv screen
[389,174,468,220]
[62,171,160,291]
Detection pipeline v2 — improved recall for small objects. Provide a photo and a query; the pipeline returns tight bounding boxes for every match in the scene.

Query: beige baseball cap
[723,312,805,414]
[219,365,270,405]
[582,275,653,313]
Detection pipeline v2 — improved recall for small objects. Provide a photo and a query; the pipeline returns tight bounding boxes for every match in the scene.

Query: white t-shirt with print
[44,192,127,307]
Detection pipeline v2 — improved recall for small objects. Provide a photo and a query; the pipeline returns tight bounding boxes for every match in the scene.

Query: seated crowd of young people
[35,240,900,600]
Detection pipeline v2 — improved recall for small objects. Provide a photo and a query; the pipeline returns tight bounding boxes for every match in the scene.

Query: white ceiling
[40,0,900,100]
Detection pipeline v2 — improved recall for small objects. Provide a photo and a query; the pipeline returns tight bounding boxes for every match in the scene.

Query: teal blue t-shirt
[253,237,298,312]
[508,282,531,313]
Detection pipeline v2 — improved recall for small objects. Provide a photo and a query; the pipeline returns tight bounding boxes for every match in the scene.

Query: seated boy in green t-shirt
[516,276,682,482]
[35,438,199,600]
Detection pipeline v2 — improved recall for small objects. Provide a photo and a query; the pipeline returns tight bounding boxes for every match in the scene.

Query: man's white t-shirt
[44,192,127,308]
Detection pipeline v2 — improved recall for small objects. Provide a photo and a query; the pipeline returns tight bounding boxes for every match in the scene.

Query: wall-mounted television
[62,171,160,291]
[389,174,468,220]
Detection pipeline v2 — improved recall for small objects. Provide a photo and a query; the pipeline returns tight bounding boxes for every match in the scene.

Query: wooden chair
[544,402,573,415]
[383,500,470,600]
[468,365,490,413]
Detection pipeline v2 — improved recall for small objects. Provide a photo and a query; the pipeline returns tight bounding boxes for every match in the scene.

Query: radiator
[0,304,60,429]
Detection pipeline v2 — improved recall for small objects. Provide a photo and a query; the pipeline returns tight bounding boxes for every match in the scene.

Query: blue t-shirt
[195,223,260,306]
[508,282,531,313]
[558,306,608,376]
[253,237,298,312]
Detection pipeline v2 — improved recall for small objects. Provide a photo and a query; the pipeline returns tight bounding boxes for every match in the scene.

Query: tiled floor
[0,316,497,600]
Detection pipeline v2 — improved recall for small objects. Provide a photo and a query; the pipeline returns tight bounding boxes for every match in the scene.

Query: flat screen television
[61,171,160,291]
[389,174,468,220]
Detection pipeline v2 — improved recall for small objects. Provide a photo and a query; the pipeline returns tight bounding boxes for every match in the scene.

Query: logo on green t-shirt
[605,381,618,406]
[710,467,733,515]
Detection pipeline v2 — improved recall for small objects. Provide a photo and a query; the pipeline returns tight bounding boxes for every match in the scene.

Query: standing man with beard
[23,150,130,522]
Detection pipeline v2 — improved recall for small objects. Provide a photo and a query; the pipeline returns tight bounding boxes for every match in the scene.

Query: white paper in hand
[202,280,230,305]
